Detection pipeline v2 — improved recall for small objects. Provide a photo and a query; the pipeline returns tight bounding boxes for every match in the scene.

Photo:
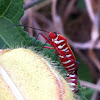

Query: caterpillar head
[49,32,57,39]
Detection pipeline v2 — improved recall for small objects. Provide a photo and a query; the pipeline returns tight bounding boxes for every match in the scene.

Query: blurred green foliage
[0,0,35,48]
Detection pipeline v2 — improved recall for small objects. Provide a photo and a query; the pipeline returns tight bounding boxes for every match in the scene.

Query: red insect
[39,32,79,93]
[66,73,78,93]
[14,25,79,93]
[40,32,79,74]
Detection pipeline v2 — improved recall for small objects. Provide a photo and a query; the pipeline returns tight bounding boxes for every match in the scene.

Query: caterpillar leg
[37,39,53,51]
[34,33,54,51]
[40,33,53,45]
[43,46,54,49]
[33,33,42,46]
[42,46,59,63]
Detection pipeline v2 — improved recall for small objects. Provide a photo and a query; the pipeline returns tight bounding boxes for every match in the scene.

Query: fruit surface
[0,48,74,100]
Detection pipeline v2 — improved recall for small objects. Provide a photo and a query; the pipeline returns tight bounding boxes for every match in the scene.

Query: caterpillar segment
[66,73,78,93]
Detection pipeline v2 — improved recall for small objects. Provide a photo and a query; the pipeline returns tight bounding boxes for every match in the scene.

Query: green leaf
[0,37,8,49]
[0,0,35,48]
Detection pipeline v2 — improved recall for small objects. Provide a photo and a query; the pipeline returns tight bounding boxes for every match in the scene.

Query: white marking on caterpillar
[71,88,75,90]
[68,82,76,86]
[69,74,76,77]
[68,67,75,71]
[65,63,75,68]
[70,79,76,81]
[61,47,68,51]
[62,60,71,64]
[0,66,24,100]
[59,55,64,58]
[59,54,71,58]
[54,34,59,41]
[66,54,71,57]
[58,44,66,49]
[55,40,65,44]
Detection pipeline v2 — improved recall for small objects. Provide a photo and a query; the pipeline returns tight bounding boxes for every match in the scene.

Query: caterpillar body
[41,32,79,74]
[66,73,78,93]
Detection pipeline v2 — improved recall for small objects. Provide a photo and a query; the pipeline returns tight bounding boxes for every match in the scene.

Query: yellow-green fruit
[0,48,74,100]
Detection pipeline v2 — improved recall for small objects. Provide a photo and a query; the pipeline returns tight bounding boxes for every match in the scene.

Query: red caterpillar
[40,32,79,93]
[40,32,79,74]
